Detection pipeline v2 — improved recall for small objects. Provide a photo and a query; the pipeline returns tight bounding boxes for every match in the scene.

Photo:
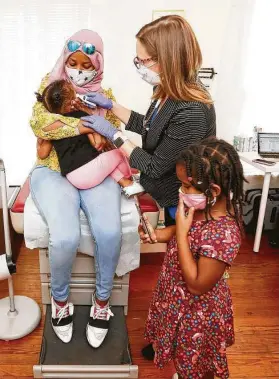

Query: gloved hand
[83,92,113,110]
[81,115,118,141]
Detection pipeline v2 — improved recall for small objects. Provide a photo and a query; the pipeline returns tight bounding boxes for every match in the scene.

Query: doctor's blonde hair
[136,15,212,104]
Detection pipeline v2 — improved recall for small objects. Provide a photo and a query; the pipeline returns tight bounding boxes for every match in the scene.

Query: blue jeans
[30,166,122,302]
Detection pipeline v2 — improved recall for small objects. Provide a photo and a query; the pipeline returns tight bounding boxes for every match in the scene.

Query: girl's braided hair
[35,79,70,114]
[177,137,247,231]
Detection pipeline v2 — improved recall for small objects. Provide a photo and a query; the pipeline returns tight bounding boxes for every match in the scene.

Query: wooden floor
[0,234,278,378]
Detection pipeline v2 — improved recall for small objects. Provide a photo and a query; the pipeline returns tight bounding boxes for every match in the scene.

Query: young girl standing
[140,137,246,379]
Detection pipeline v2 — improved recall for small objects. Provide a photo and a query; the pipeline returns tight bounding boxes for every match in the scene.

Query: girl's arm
[177,237,227,296]
[176,199,240,296]
[138,213,176,244]
[155,226,176,243]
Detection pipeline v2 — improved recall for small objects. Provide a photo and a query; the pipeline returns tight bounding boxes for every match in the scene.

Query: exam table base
[33,305,138,378]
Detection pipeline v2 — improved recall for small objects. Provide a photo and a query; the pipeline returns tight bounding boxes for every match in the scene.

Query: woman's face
[136,40,160,73]
[66,51,95,71]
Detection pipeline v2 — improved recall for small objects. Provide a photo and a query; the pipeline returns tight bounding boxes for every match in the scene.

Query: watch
[113,132,129,148]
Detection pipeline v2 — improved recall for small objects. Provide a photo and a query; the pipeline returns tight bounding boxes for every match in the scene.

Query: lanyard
[143,100,160,131]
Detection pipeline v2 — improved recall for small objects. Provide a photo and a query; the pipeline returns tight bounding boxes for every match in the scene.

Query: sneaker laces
[55,303,71,324]
[92,304,114,320]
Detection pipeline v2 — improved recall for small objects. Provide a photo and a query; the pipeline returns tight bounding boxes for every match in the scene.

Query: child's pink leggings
[66,149,132,190]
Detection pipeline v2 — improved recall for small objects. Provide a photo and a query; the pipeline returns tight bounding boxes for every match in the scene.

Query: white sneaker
[86,295,114,348]
[51,297,74,344]
[122,181,145,198]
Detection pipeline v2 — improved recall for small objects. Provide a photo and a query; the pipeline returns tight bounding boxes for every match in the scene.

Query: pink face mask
[179,189,207,210]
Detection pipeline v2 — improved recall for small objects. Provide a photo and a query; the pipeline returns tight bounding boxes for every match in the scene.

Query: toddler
[36,79,144,197]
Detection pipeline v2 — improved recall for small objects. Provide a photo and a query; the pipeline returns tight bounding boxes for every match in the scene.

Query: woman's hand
[82,92,113,110]
[71,98,98,115]
[138,214,158,244]
[81,115,118,141]
[176,197,195,240]
[37,138,52,159]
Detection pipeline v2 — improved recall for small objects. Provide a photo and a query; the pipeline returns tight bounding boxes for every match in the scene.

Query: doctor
[76,15,216,227]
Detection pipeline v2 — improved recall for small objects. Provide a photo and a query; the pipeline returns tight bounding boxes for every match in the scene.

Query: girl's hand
[138,214,157,244]
[176,197,195,240]
[103,140,115,152]
[93,132,107,151]
[87,133,107,151]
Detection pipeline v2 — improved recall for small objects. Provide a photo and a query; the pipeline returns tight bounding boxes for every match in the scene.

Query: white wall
[0,0,232,185]
[215,0,279,143]
[214,0,256,143]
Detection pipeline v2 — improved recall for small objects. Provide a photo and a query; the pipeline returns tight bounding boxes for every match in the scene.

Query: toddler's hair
[177,137,247,229]
[35,79,70,114]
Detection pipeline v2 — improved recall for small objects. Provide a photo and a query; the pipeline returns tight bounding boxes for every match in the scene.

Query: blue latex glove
[83,92,113,110]
[81,115,118,141]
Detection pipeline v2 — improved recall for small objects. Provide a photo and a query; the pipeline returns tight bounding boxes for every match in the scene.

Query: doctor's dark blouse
[126,97,216,214]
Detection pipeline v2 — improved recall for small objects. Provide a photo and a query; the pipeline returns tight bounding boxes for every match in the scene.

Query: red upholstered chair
[10,178,30,234]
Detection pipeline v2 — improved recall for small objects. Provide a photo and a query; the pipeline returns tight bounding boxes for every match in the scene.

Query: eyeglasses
[133,56,155,69]
[67,40,96,55]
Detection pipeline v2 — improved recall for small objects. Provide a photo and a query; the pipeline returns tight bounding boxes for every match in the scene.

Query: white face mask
[65,66,97,87]
[136,65,160,86]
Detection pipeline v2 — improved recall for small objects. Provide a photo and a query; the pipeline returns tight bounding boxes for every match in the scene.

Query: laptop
[258,132,279,161]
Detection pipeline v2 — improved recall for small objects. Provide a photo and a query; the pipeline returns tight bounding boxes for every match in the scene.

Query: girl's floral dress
[145,215,241,378]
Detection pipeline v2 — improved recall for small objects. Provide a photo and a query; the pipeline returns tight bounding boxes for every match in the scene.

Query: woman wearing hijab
[30,29,121,348]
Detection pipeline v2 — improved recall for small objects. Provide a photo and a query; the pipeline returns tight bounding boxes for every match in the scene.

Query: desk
[239,152,279,252]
